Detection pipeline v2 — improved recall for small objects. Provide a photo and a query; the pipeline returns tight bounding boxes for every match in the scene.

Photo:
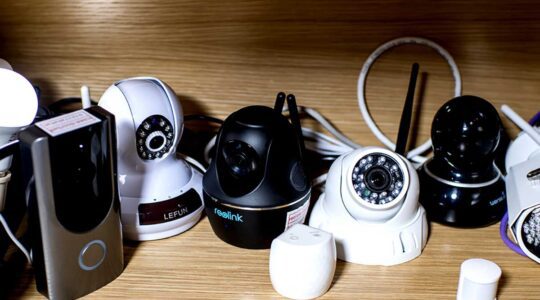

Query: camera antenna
[395,63,419,156]
[274,91,286,112]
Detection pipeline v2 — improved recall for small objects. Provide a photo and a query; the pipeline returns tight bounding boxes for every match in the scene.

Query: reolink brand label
[214,208,244,223]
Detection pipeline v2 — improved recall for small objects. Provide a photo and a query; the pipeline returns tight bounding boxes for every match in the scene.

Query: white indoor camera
[99,77,204,241]
[309,146,428,266]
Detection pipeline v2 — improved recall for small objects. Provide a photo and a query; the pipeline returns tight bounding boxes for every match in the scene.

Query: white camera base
[120,166,204,241]
[310,194,427,266]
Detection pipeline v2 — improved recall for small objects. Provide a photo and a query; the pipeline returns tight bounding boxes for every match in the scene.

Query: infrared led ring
[351,153,405,206]
[135,115,174,160]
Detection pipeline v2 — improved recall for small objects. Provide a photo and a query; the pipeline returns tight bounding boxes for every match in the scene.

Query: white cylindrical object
[457,258,501,300]
[80,85,92,109]
[270,224,336,299]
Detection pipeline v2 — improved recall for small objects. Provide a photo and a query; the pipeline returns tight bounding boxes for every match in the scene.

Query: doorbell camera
[203,93,311,249]
[99,77,204,241]
[309,63,428,265]
[19,107,123,299]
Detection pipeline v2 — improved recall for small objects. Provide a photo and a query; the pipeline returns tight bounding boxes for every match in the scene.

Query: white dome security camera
[99,77,204,241]
[309,146,428,266]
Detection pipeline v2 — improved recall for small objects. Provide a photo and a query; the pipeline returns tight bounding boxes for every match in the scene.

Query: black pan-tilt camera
[203,93,311,249]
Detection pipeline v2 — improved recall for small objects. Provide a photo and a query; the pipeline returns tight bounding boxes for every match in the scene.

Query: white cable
[301,127,351,150]
[357,36,462,162]
[0,213,31,264]
[180,154,207,173]
[204,135,217,164]
[501,104,540,145]
[312,173,328,188]
[302,107,361,149]
[302,129,353,154]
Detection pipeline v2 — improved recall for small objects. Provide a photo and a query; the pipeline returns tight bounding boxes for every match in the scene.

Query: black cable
[184,114,224,124]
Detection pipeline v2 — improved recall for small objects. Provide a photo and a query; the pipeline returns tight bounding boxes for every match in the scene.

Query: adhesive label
[36,110,100,137]
[285,198,310,231]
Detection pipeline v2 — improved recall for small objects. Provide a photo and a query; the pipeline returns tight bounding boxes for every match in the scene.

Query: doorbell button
[79,240,107,271]
[269,224,336,299]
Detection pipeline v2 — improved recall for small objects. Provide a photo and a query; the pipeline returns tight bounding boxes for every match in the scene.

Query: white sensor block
[270,224,336,299]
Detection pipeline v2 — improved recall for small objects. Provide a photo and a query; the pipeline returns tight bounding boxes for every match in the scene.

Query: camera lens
[149,135,165,150]
[351,153,405,205]
[135,115,174,160]
[366,167,391,192]
[222,140,259,178]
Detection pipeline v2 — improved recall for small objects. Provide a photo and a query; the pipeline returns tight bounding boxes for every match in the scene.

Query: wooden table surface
[1,1,540,299]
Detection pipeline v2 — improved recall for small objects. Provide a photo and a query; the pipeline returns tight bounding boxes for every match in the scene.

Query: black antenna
[285,94,306,158]
[395,63,419,156]
[274,92,286,112]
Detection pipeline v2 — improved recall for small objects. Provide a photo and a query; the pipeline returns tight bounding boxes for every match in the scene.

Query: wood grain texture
[1,0,540,299]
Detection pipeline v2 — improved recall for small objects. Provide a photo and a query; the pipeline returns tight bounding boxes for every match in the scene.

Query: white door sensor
[269,224,336,299]
[457,258,501,300]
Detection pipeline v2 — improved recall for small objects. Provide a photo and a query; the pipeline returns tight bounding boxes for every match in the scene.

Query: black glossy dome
[431,95,501,167]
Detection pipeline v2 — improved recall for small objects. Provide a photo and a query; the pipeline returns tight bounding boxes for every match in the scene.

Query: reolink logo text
[214,208,244,223]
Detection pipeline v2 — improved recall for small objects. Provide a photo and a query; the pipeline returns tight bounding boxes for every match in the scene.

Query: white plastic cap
[457,258,502,300]
[269,224,336,299]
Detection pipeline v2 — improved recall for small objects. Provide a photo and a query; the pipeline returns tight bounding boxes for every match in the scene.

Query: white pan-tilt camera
[99,77,204,241]
[309,147,427,265]
[309,63,428,266]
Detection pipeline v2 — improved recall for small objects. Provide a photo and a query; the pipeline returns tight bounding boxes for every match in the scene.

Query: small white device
[309,147,427,265]
[99,77,204,241]
[0,66,38,211]
[269,224,336,299]
[309,63,428,266]
[457,258,501,300]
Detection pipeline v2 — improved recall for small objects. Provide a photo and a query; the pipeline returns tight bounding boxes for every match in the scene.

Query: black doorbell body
[19,106,123,299]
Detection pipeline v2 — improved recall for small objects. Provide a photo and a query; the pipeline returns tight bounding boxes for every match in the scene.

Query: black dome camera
[418,95,506,227]
[203,93,311,249]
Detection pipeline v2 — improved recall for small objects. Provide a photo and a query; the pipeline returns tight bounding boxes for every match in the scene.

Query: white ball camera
[0,65,38,211]
[309,146,428,266]
[99,77,204,241]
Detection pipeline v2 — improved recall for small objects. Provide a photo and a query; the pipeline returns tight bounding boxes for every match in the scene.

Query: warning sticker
[36,110,100,137]
[285,198,310,231]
